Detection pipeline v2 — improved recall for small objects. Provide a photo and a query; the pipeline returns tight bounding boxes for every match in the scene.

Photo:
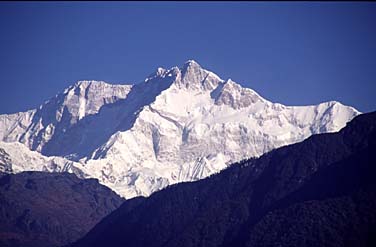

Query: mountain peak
[212,79,265,109]
[174,60,222,91]
[145,67,169,82]
[156,67,167,75]
[183,59,200,67]
[0,60,361,199]
[181,59,203,74]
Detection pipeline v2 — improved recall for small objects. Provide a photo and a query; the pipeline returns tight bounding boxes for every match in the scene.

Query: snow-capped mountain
[0,80,132,157]
[0,60,360,198]
[0,141,86,177]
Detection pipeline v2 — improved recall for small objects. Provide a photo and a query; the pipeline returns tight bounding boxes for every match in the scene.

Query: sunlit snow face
[0,60,360,199]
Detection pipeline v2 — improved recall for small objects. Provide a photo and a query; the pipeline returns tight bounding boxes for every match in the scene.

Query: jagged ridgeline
[73,111,376,247]
[0,60,359,198]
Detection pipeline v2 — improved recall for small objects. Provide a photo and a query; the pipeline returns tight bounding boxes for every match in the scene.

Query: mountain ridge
[72,111,376,247]
[0,60,360,198]
[0,171,124,247]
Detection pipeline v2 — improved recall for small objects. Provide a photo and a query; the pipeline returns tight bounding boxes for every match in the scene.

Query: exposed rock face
[0,81,132,156]
[214,79,261,109]
[0,148,12,173]
[0,60,360,198]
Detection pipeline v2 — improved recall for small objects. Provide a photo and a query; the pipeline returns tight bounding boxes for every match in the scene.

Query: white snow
[0,141,87,177]
[0,60,360,198]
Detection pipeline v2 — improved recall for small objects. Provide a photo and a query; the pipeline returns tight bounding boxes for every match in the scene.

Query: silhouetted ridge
[73,111,376,247]
[0,172,124,247]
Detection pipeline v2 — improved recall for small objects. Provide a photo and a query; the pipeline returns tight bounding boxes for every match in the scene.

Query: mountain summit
[0,60,360,198]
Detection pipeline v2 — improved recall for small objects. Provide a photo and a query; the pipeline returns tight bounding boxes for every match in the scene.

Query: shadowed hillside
[73,111,376,247]
[0,172,125,247]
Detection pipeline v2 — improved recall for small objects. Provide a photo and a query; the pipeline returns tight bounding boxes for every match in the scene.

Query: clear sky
[0,2,375,114]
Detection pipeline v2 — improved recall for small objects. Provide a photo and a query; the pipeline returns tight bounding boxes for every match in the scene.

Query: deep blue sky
[0,2,375,114]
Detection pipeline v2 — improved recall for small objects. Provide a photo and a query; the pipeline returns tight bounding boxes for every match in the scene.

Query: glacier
[0,60,360,198]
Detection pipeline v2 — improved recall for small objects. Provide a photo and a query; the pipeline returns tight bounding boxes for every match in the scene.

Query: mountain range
[72,111,376,247]
[0,60,360,198]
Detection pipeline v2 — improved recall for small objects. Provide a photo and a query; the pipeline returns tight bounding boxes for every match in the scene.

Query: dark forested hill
[0,172,125,247]
[73,111,376,247]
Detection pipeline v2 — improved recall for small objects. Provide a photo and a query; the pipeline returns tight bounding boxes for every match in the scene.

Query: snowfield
[0,60,360,198]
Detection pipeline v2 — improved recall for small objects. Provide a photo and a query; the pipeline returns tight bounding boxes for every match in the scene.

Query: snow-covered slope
[0,80,132,158]
[0,141,87,177]
[0,60,360,198]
